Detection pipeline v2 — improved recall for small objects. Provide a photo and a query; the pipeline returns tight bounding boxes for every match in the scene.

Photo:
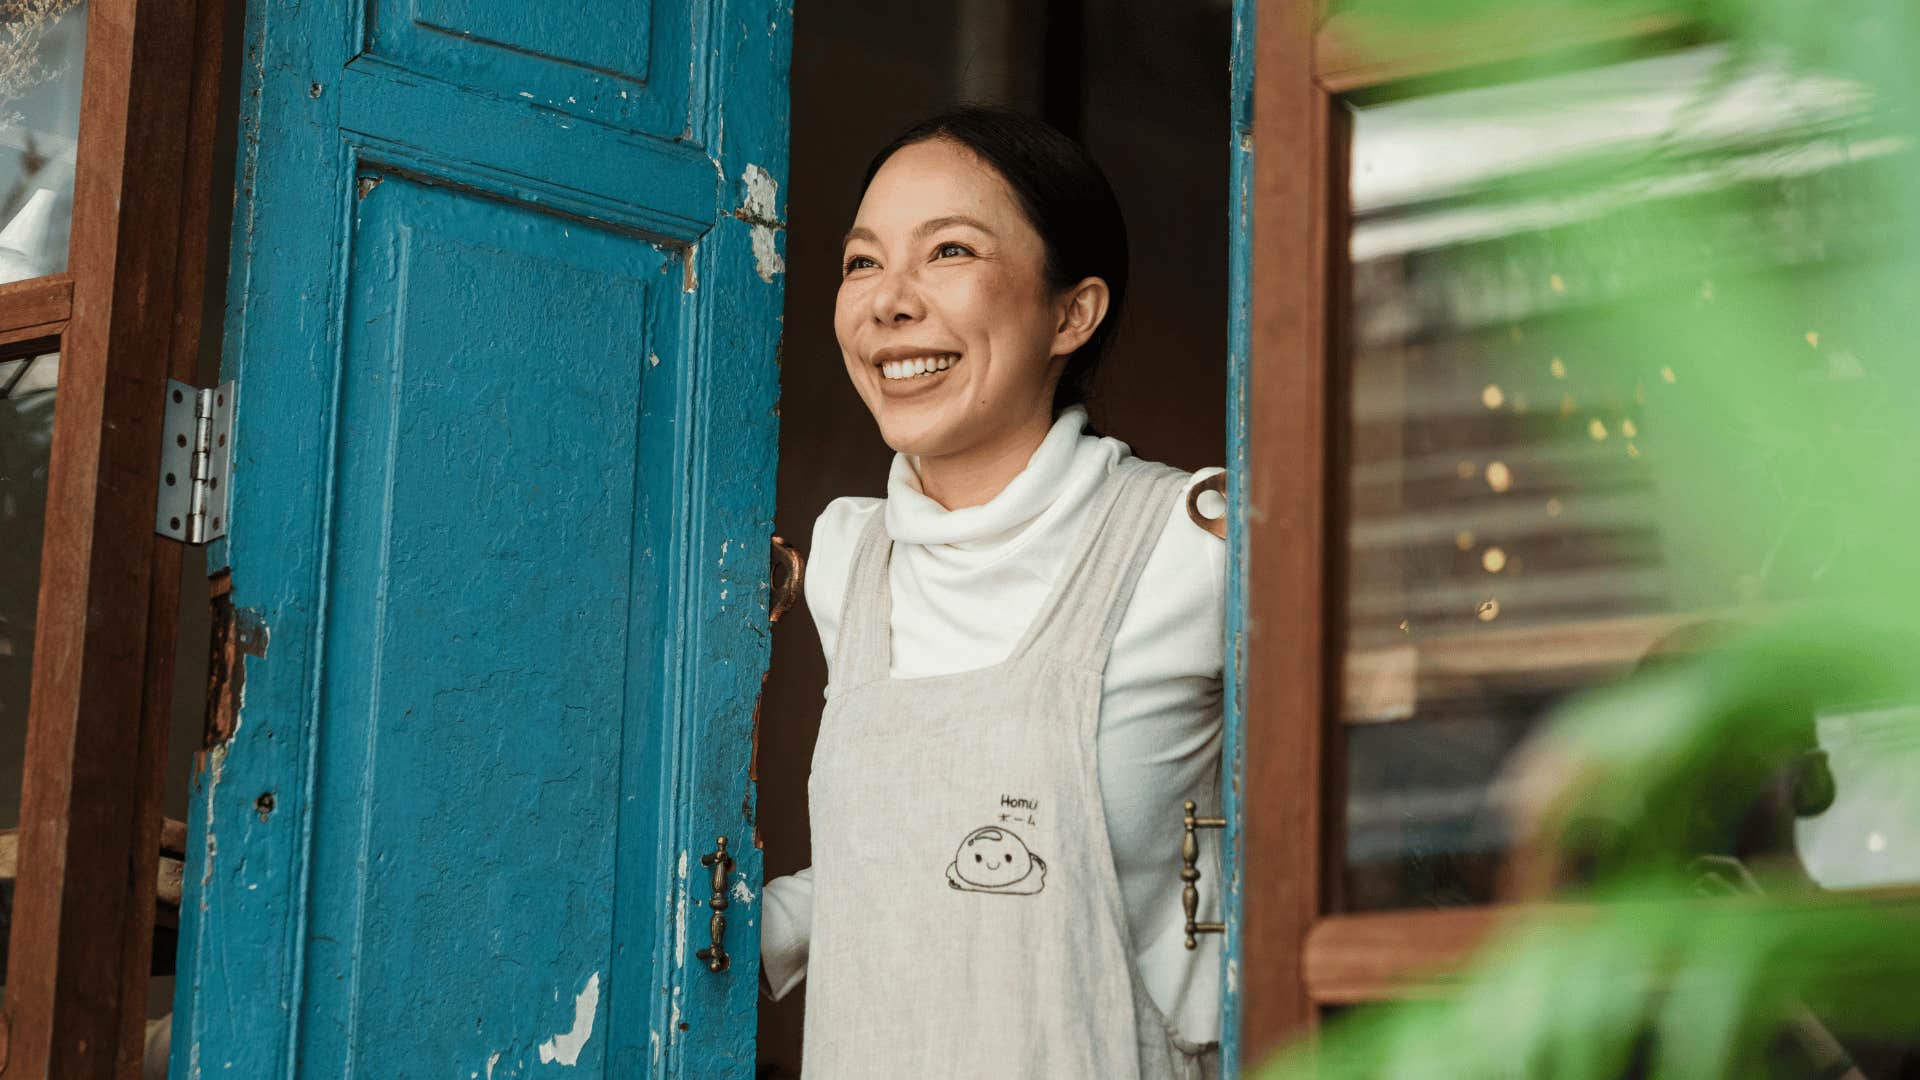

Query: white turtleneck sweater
[761,407,1226,1045]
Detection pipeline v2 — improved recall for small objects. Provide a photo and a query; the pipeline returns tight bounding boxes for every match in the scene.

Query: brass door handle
[1181,801,1226,949]
[694,836,735,972]
[770,535,804,626]
[1185,472,1227,540]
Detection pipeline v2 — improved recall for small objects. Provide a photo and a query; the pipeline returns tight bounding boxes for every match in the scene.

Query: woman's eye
[842,254,876,274]
[934,242,972,259]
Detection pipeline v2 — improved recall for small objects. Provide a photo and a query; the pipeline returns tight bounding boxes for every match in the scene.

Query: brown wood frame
[1240,0,1720,1061]
[1248,1,1920,1061]
[0,0,228,1076]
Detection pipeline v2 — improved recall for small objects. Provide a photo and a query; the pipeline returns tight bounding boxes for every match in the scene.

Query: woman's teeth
[880,354,958,381]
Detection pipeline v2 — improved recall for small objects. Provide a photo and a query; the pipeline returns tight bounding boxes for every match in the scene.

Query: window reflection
[0,0,86,281]
[1340,44,1909,911]
[0,0,80,856]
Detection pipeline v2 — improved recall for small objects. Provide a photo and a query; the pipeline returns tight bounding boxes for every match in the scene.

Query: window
[1237,4,1920,1060]
[0,0,227,1072]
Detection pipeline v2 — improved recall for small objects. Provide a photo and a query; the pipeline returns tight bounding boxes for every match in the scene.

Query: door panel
[170,0,790,1075]
[295,176,668,1070]
[367,0,685,139]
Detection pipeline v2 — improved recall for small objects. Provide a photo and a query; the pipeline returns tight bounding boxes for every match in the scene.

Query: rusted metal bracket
[199,571,267,777]
[1186,472,1229,540]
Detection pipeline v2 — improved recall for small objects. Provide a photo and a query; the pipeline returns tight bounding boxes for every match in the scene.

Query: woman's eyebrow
[841,216,996,251]
[914,214,993,240]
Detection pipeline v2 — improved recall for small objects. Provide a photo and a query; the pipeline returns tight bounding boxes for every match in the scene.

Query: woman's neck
[912,415,1055,511]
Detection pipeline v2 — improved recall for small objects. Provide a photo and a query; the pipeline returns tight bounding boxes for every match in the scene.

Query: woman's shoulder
[813,495,884,552]
[1135,463,1228,623]
[801,496,884,660]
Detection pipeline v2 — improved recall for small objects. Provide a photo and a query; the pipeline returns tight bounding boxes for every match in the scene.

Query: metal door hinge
[156,378,234,545]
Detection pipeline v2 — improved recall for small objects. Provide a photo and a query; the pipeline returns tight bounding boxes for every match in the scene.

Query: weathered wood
[120,0,228,1072]
[1221,1,1255,1071]
[4,0,226,1075]
[169,0,793,1074]
[1239,0,1342,1059]
[1303,907,1503,1003]
[0,322,66,359]
[0,829,187,908]
[0,274,73,335]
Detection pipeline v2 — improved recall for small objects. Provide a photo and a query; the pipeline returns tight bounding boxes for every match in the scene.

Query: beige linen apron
[803,457,1217,1079]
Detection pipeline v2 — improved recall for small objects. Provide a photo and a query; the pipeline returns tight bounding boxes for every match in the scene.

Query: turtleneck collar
[883,406,1129,550]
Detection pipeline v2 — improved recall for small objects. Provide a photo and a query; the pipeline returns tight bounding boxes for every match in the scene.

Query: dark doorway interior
[759,2,1232,1072]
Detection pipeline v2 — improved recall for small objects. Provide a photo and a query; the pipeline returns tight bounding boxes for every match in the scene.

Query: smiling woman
[832,112,1125,509]
[759,106,1225,1079]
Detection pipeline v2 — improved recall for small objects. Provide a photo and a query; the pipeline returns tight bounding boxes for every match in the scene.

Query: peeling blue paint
[170,2,791,1077]
[1221,0,1255,1075]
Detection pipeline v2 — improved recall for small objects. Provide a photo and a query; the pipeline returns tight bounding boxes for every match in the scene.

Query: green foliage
[1263,1,1920,1075]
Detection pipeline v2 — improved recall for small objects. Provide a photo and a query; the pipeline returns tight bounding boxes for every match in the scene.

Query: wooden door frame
[0,0,228,1075]
[1232,0,1716,1065]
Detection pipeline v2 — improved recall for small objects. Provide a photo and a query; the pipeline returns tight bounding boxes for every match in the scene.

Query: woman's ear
[1051,276,1110,360]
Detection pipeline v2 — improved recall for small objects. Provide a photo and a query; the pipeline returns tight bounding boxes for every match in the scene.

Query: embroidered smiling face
[946,826,1047,895]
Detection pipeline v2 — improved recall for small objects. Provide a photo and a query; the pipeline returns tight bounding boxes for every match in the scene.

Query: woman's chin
[874,406,967,459]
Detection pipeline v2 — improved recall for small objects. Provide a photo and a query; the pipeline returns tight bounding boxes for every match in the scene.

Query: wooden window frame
[0,0,227,1075]
[1238,0,1917,1063]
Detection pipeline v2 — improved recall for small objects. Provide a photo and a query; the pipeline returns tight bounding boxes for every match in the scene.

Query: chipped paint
[674,850,689,966]
[731,878,754,905]
[741,164,779,220]
[750,228,783,283]
[739,164,786,283]
[536,972,601,1066]
[187,0,796,1070]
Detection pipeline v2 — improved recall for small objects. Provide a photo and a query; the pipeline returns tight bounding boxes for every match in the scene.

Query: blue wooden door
[169,2,790,1076]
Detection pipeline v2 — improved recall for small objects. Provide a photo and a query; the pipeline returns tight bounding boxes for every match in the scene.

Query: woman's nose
[868,267,924,324]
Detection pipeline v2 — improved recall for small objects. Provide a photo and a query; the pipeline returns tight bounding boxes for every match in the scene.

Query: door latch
[156,378,235,545]
[1180,801,1227,949]
[694,836,735,972]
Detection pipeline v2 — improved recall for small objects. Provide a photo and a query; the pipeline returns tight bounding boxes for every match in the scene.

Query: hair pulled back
[860,106,1128,415]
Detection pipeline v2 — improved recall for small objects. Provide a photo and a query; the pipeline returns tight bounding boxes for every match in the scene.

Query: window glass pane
[1340,44,1911,911]
[0,348,56,833]
[0,0,87,281]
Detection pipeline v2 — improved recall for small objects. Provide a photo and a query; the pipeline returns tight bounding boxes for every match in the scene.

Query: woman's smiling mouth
[877,353,959,381]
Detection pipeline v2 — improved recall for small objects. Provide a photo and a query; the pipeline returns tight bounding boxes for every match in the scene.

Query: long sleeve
[760,866,814,1000]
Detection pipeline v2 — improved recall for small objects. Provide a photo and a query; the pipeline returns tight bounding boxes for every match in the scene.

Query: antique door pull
[1181,801,1227,949]
[1184,472,1227,540]
[770,535,804,625]
[695,836,735,972]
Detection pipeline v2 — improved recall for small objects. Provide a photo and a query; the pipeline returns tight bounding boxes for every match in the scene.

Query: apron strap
[827,506,896,692]
[1009,457,1190,672]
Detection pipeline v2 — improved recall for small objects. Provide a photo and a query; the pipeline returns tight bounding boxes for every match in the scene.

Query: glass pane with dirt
[1339,43,1916,911]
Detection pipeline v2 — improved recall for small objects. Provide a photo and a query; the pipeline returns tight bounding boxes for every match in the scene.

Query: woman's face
[835,138,1101,460]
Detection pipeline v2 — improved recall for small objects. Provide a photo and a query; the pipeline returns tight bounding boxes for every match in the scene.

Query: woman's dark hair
[859,106,1129,416]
